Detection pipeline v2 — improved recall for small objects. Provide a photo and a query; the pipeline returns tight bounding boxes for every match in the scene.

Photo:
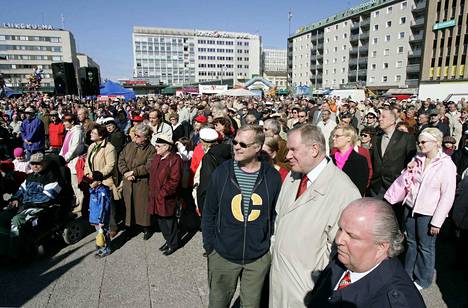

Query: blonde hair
[419,127,443,146]
[335,124,359,146]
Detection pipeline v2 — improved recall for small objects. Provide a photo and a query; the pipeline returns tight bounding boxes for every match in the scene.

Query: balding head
[335,198,404,273]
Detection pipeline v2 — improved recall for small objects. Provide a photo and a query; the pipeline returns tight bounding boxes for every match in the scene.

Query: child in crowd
[88,171,112,258]
[12,147,31,174]
[443,136,457,156]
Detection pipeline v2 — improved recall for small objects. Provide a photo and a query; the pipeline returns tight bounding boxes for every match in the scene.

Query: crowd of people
[0,91,467,307]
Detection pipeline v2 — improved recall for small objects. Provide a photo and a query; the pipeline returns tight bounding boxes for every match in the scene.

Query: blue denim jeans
[404,206,437,288]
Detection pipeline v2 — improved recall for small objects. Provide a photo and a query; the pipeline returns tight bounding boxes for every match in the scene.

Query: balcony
[348,70,357,77]
[411,18,425,29]
[412,0,427,14]
[359,46,369,54]
[406,79,419,87]
[360,19,370,28]
[408,49,422,58]
[351,23,359,31]
[407,64,420,73]
[359,33,369,41]
[350,34,359,42]
[410,32,424,42]
[350,47,358,55]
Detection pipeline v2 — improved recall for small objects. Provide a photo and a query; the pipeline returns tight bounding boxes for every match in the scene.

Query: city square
[1,0,468,307]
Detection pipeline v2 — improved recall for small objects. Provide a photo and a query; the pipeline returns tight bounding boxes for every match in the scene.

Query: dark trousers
[156,216,178,248]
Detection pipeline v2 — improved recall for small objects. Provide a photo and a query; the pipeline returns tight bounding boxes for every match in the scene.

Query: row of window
[322,74,404,85]
[197,56,236,61]
[2,73,52,79]
[0,35,61,43]
[135,37,187,44]
[198,63,235,68]
[197,48,240,53]
[0,64,52,70]
[0,54,62,61]
[198,71,235,76]
[0,44,62,52]
[197,40,238,46]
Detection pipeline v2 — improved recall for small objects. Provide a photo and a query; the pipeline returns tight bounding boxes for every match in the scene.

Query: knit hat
[13,147,24,158]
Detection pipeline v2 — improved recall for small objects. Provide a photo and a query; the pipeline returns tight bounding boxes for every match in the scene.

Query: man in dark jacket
[20,107,45,159]
[370,109,416,198]
[202,124,282,308]
[306,198,426,308]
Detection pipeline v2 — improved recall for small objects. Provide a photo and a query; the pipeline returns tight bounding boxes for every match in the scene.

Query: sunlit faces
[233,130,261,163]
[379,110,396,130]
[286,130,320,174]
[332,128,352,150]
[335,206,387,273]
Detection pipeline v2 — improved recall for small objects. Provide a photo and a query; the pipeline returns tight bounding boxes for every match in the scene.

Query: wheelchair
[0,154,86,259]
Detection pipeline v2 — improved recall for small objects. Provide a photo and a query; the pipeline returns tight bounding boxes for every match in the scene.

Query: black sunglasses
[232,140,256,149]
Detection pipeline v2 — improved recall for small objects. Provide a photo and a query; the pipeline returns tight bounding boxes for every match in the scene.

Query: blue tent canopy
[100,80,135,100]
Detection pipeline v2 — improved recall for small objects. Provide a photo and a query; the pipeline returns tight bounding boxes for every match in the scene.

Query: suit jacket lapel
[376,135,384,159]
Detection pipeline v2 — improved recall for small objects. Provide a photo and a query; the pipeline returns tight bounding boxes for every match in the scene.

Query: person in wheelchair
[0,152,62,259]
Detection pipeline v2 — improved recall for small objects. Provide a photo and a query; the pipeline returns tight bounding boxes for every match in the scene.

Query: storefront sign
[1,23,53,30]
[433,19,456,30]
[198,84,227,94]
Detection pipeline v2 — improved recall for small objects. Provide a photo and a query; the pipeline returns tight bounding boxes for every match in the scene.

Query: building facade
[262,48,287,87]
[0,23,78,91]
[132,26,261,86]
[418,0,468,100]
[288,0,424,92]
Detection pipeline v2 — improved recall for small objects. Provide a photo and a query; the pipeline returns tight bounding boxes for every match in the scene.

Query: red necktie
[338,271,351,290]
[296,175,309,200]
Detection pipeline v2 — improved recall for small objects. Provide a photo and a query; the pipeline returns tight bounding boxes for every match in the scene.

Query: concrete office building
[418,0,468,100]
[0,23,78,91]
[132,26,261,86]
[288,0,423,92]
[262,48,287,87]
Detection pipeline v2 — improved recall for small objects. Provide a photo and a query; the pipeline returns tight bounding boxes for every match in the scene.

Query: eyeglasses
[360,134,370,138]
[232,139,256,148]
[418,140,433,145]
[30,162,42,166]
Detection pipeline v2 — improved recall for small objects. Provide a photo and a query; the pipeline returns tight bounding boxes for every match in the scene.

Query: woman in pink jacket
[385,127,457,290]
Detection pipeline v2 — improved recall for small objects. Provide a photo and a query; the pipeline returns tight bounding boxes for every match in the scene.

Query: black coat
[370,130,416,194]
[306,255,426,308]
[332,150,369,196]
[197,143,232,213]
[453,176,468,230]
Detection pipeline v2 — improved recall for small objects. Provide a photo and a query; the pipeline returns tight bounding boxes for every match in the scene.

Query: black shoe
[159,243,168,251]
[163,247,177,256]
[143,231,153,241]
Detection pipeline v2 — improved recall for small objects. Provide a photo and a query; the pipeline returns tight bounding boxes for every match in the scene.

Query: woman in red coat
[147,134,182,256]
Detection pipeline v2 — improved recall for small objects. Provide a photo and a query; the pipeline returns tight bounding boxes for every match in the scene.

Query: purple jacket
[20,117,45,152]
[385,152,457,227]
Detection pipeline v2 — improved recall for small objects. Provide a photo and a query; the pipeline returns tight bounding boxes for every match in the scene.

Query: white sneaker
[413,281,423,291]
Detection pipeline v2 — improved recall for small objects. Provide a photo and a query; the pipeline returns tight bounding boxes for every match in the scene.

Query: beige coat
[269,160,361,308]
[84,139,120,200]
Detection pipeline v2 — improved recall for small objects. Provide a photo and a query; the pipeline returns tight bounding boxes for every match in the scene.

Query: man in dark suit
[370,109,416,198]
[305,198,426,308]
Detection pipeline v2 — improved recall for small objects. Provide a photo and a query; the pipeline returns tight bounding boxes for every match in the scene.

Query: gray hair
[288,124,326,154]
[350,198,405,258]
[238,124,265,145]
[263,118,281,135]
[135,124,152,140]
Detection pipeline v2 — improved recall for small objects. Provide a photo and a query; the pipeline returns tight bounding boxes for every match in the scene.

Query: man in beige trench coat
[269,124,361,307]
